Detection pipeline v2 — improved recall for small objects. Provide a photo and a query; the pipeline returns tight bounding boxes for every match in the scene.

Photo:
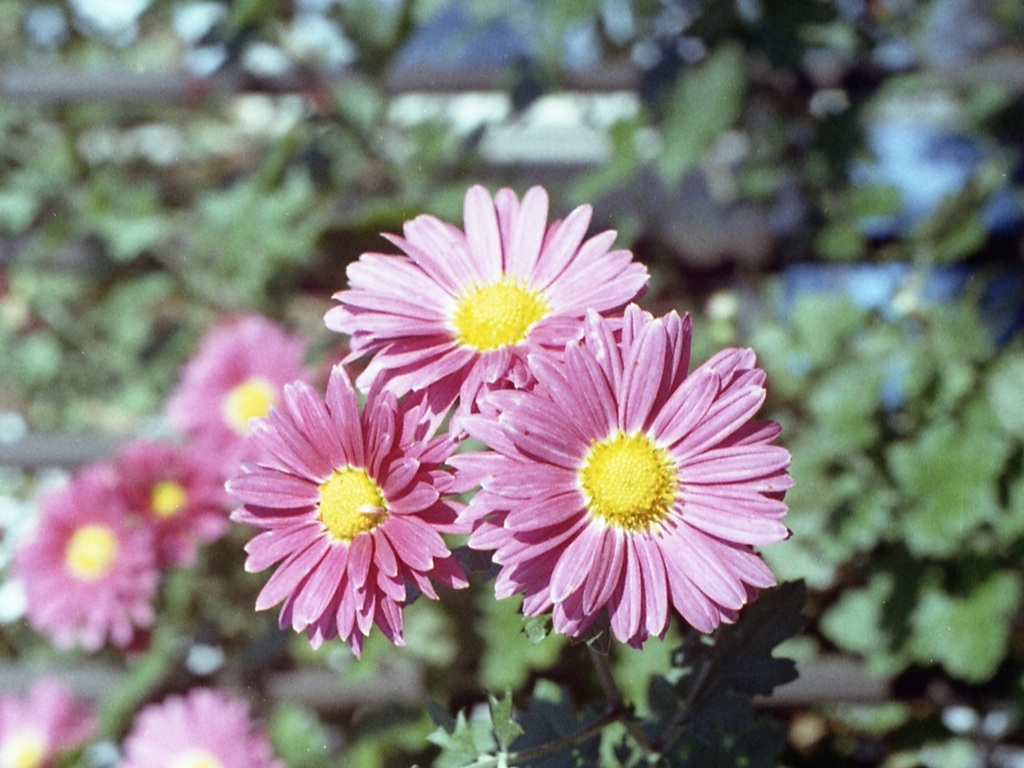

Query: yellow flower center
[64,524,119,581]
[578,431,677,532]
[150,480,188,519]
[318,466,389,543]
[0,730,47,768]
[451,276,550,352]
[171,750,225,768]
[222,377,276,435]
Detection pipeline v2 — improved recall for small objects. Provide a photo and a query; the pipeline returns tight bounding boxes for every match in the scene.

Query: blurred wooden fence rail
[0,63,640,104]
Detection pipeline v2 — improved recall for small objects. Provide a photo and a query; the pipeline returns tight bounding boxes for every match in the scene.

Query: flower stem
[587,644,657,760]
[656,653,714,755]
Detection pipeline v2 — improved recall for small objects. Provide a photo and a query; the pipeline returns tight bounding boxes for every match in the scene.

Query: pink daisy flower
[15,465,158,651]
[325,185,648,417]
[452,305,792,647]
[120,688,282,768]
[0,678,95,768]
[165,315,311,476]
[226,365,469,657]
[113,440,230,568]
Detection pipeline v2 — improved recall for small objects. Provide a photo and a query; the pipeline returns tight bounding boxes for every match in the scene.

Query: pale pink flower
[227,365,468,657]
[119,688,282,768]
[0,678,95,768]
[165,315,311,477]
[16,466,158,652]
[325,185,648,418]
[452,305,792,647]
[114,440,229,567]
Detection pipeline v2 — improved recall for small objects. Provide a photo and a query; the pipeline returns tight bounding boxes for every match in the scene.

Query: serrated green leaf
[986,352,1024,438]
[887,418,1009,556]
[819,573,892,657]
[523,615,551,644]
[428,710,496,768]
[657,43,746,185]
[511,683,603,768]
[716,580,806,696]
[488,691,524,753]
[910,571,1023,683]
[267,703,334,768]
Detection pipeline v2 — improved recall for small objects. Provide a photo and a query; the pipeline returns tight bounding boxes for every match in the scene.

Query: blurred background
[1,0,1024,766]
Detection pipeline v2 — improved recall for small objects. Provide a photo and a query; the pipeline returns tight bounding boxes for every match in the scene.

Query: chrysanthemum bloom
[113,440,229,568]
[15,466,158,651]
[0,678,95,768]
[227,365,469,657]
[120,688,282,768]
[452,305,792,647]
[325,185,648,418]
[165,315,311,476]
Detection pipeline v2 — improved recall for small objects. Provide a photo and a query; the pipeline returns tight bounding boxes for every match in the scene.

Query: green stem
[656,654,714,755]
[463,710,623,768]
[587,644,656,760]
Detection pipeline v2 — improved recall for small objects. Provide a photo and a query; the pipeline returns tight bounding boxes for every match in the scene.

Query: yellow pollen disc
[151,480,188,519]
[222,377,276,435]
[451,276,550,352]
[318,466,389,543]
[0,730,47,768]
[170,749,225,768]
[579,431,678,532]
[64,524,119,581]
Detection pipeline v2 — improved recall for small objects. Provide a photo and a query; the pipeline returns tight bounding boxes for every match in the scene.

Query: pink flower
[113,440,229,568]
[15,466,158,652]
[0,678,95,768]
[165,315,311,477]
[119,688,282,768]
[452,305,791,647]
[325,185,648,418]
[227,365,469,657]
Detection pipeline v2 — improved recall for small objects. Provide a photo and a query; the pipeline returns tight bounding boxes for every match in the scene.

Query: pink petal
[228,469,319,509]
[550,524,603,603]
[463,185,503,277]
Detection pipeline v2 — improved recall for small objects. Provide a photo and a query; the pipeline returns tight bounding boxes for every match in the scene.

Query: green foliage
[268,704,337,768]
[646,582,806,766]
[657,43,747,185]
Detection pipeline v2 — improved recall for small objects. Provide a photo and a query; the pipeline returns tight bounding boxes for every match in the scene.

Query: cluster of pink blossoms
[120,687,282,768]
[230,185,791,654]
[0,680,282,768]
[0,678,94,768]
[14,315,310,652]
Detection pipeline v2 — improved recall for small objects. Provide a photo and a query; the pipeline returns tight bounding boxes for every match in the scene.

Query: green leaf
[985,351,1024,438]
[887,417,1010,556]
[477,593,564,691]
[715,580,806,696]
[910,571,1023,683]
[819,572,893,658]
[511,681,603,768]
[647,583,806,766]
[267,704,334,768]
[0,189,38,233]
[428,710,497,768]
[657,43,746,185]
[489,691,524,753]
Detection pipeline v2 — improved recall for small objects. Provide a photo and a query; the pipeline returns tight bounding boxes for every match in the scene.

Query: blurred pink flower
[113,440,229,568]
[165,315,311,477]
[120,688,282,768]
[0,678,94,768]
[452,305,792,647]
[227,365,468,657]
[15,466,158,652]
[325,185,648,419]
